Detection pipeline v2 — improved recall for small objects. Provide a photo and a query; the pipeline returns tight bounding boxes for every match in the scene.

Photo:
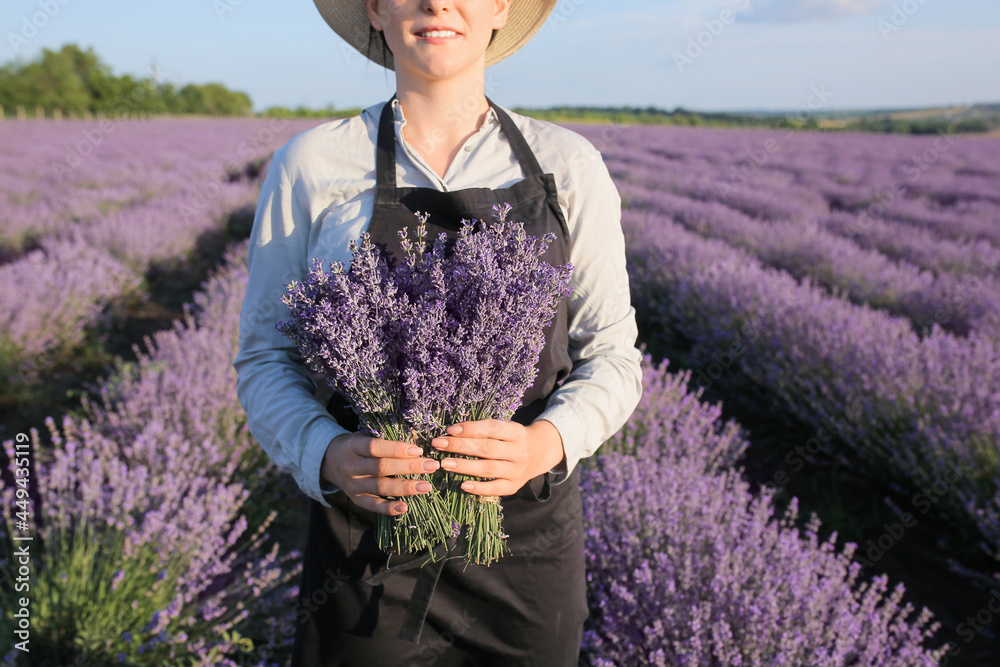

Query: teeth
[420,30,456,38]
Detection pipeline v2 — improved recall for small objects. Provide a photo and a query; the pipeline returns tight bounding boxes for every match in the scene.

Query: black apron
[291,97,587,667]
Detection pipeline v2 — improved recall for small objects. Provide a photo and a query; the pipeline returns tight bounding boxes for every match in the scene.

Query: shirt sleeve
[233,146,349,507]
[534,140,644,484]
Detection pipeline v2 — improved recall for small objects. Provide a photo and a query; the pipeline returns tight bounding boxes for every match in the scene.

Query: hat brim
[312,0,558,70]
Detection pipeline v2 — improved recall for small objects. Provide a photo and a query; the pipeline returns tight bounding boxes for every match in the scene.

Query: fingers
[353,435,425,461]
[354,474,434,499]
[450,478,519,498]
[431,419,523,461]
[430,435,515,461]
[338,434,441,516]
[339,425,526,515]
[427,420,530,497]
[342,433,440,478]
[438,455,508,481]
[347,476,435,516]
[445,418,521,442]
[354,450,440,478]
[351,493,411,516]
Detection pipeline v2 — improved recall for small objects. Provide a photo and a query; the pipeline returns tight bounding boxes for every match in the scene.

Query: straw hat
[312,0,558,70]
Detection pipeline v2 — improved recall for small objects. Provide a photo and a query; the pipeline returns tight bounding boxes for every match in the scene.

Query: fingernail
[394,503,407,513]
[422,459,440,472]
[448,424,463,434]
[461,482,474,491]
[432,438,448,448]
[441,459,457,470]
[406,446,422,456]
[415,481,431,493]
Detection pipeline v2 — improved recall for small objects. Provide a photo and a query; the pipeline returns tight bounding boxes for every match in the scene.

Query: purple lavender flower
[0,242,299,665]
[277,204,574,564]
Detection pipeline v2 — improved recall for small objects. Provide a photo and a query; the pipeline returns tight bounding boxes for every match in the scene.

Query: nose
[422,0,450,13]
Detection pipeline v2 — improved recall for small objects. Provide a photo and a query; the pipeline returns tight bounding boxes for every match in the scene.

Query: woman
[233,0,643,664]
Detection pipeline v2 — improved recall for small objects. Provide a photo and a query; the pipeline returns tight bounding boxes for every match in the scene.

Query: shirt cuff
[300,419,350,507]
[533,404,586,486]
[320,479,342,500]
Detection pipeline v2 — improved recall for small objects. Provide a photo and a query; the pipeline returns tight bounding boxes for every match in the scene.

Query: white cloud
[742,0,884,23]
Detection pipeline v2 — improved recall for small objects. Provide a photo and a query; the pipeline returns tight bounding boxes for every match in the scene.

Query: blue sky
[3,0,998,112]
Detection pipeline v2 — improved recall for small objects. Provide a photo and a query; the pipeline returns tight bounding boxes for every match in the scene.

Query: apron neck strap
[375,94,545,187]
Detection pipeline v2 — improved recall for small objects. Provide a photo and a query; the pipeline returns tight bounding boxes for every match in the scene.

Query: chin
[405,58,478,82]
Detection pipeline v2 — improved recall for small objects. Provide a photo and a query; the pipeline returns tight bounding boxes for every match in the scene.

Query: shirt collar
[391,97,498,125]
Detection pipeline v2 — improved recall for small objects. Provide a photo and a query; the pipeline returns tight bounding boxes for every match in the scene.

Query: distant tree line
[512,105,821,130]
[3,44,994,133]
[260,104,362,119]
[843,116,993,134]
[0,44,252,117]
[517,105,996,134]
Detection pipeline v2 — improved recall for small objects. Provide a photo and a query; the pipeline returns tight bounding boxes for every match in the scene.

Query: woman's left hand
[430,419,566,496]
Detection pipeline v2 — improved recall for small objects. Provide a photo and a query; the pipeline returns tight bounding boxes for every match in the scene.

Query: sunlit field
[2,117,998,666]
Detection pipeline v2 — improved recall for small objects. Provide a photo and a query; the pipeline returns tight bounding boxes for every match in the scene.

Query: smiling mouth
[415,30,459,38]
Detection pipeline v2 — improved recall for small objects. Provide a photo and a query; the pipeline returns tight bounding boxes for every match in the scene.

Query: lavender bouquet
[277,203,573,565]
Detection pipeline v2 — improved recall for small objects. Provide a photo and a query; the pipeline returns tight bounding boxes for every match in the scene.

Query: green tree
[175,83,252,116]
[0,43,255,117]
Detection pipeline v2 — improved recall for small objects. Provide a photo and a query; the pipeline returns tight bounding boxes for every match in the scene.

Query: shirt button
[464,145,473,152]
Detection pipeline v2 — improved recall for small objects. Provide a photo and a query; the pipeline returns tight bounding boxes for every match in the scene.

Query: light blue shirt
[233,98,643,507]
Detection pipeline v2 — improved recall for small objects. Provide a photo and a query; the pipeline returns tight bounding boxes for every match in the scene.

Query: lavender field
[2,117,999,665]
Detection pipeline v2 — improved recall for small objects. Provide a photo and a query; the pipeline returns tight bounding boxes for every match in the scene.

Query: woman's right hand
[321,432,441,516]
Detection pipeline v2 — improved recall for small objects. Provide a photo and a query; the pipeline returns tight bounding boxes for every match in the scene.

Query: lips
[414,27,461,38]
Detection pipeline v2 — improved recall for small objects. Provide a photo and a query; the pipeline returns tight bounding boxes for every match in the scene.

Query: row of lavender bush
[818,210,1000,282]
[597,125,1000,251]
[0,119,308,259]
[583,358,945,665]
[620,202,1000,571]
[2,117,979,662]
[0,119,316,382]
[568,122,1000,565]
[0,120,155,258]
[619,182,1000,337]
[0,241,299,666]
[0,231,948,665]
[601,125,1000,338]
